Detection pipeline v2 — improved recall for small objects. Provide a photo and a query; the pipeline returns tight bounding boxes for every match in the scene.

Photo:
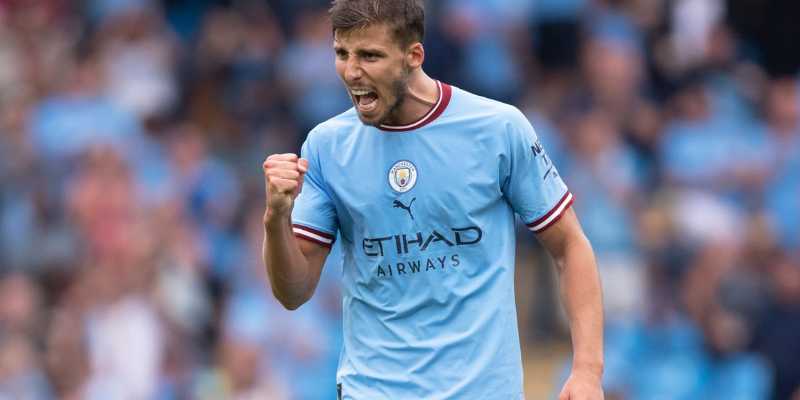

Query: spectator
[0,0,797,398]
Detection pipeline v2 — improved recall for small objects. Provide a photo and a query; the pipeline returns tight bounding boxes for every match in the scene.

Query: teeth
[351,89,373,96]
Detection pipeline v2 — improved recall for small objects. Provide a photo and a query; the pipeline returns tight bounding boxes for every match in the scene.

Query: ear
[406,42,425,69]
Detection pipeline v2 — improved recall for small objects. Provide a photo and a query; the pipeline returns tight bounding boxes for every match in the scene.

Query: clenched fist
[263,153,308,219]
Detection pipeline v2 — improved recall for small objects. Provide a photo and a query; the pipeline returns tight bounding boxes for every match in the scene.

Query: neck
[391,70,438,126]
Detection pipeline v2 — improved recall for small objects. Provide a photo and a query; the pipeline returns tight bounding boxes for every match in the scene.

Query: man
[262,1,604,398]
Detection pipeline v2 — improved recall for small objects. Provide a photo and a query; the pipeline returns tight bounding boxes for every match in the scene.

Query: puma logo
[392,197,416,220]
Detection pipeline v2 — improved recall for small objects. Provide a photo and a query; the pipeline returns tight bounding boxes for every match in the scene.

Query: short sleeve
[291,134,339,247]
[501,109,573,234]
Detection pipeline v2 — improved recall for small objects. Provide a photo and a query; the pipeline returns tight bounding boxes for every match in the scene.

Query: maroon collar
[378,81,452,132]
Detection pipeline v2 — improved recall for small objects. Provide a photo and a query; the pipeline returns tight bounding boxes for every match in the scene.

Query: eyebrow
[333,43,387,57]
[356,48,386,57]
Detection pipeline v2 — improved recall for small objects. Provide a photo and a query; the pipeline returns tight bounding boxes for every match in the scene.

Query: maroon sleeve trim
[526,191,574,233]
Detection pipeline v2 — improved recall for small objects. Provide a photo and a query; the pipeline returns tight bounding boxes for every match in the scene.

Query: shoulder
[450,86,528,125]
[447,86,532,138]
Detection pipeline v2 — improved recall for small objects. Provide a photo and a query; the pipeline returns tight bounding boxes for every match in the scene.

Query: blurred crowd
[0,0,798,399]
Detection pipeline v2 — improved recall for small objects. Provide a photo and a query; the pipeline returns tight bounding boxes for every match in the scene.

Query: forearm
[557,234,604,376]
[262,211,314,309]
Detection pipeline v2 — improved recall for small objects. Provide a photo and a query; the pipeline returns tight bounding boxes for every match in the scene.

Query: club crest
[388,160,417,193]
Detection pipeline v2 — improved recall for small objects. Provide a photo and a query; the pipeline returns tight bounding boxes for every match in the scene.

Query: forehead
[333,23,399,51]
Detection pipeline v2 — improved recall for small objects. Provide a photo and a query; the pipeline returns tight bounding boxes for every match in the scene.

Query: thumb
[293,158,309,198]
[297,158,309,173]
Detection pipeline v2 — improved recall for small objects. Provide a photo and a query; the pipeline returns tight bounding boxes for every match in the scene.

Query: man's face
[334,24,410,126]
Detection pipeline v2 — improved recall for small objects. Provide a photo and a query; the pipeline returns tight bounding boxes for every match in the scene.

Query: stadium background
[0,0,799,398]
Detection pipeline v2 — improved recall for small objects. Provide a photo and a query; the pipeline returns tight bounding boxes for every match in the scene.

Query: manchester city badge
[388,160,417,193]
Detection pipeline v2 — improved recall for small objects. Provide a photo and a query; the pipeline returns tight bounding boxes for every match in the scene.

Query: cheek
[334,61,347,80]
[375,67,403,91]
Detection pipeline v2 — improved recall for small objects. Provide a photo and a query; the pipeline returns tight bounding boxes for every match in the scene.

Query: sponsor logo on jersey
[376,254,461,278]
[388,160,417,193]
[362,226,482,257]
[531,140,544,156]
[531,139,558,181]
[392,197,416,220]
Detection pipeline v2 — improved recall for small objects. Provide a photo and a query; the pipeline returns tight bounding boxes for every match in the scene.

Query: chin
[357,115,381,127]
[355,107,385,127]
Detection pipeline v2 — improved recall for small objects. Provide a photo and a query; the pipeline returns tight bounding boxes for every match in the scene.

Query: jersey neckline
[378,81,452,132]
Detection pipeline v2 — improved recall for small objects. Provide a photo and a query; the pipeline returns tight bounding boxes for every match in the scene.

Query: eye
[362,53,383,62]
[335,49,348,60]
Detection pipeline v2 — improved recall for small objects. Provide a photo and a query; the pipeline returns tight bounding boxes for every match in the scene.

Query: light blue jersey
[292,82,572,399]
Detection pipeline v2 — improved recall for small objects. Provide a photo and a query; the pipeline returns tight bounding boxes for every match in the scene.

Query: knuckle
[267,153,297,162]
[266,161,298,172]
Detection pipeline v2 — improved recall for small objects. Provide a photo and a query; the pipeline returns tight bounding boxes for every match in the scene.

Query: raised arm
[262,153,330,310]
[536,207,604,400]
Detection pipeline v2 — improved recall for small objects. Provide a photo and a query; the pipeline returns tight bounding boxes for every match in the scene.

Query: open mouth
[351,88,379,113]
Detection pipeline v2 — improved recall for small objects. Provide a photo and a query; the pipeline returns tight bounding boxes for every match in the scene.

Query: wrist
[572,360,604,380]
[263,207,291,227]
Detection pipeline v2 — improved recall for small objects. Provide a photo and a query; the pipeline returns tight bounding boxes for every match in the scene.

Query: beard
[378,71,410,126]
[351,65,411,128]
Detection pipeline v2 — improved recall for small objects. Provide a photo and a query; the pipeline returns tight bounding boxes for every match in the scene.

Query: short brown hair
[330,0,425,48]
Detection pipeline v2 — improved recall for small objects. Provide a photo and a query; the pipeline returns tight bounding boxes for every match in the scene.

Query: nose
[344,58,363,82]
